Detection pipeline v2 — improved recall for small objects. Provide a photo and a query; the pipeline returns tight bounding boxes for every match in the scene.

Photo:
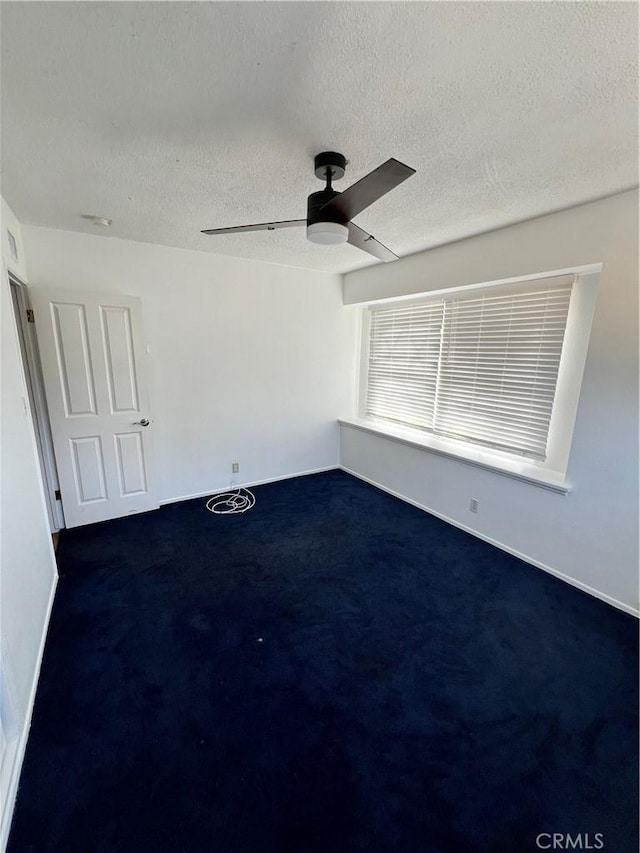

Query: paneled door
[30,289,158,528]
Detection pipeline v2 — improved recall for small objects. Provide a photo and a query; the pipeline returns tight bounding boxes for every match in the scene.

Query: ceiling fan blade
[347,222,399,263]
[320,158,415,221]
[201,219,305,235]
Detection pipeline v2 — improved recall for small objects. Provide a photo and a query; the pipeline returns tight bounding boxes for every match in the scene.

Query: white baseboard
[0,571,58,853]
[159,465,340,507]
[340,466,639,619]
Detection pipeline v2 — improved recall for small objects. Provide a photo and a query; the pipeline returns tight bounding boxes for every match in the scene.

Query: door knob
[133,418,150,427]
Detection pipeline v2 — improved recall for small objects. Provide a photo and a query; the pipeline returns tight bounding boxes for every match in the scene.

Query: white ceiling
[1,1,637,273]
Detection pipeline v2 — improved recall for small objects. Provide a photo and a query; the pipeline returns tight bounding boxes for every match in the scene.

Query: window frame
[355,264,601,489]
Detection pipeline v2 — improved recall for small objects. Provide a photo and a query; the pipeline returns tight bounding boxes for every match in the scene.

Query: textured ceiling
[1,1,637,273]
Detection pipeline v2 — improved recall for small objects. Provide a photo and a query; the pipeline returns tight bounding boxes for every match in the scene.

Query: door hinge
[55,489,61,501]
[26,308,35,323]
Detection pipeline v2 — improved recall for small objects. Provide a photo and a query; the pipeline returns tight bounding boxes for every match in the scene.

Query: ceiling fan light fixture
[306,221,348,245]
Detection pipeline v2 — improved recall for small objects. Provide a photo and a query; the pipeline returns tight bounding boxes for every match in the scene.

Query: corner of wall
[0,198,58,851]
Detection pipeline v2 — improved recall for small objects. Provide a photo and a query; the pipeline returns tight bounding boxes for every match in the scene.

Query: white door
[30,288,158,528]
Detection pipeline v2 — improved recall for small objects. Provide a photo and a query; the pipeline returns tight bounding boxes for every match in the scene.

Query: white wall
[341,190,639,614]
[22,227,360,504]
[0,198,58,850]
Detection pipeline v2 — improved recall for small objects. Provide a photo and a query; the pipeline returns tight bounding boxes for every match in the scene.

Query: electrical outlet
[232,462,239,474]
[469,498,479,513]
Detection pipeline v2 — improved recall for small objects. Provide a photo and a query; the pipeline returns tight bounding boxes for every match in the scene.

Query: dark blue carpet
[8,470,638,852]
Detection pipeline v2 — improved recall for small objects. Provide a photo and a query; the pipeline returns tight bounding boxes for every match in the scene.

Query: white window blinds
[367,300,444,430]
[366,276,574,460]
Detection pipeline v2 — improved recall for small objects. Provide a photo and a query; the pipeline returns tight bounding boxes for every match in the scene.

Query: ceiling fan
[201,152,416,262]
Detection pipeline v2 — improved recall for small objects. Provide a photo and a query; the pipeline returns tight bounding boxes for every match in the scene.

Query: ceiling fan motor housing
[306,189,343,226]
[306,189,349,244]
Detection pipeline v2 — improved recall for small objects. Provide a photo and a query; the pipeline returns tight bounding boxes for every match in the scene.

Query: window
[436,283,572,458]
[358,269,598,484]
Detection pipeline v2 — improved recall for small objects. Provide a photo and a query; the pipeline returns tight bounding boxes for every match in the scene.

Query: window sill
[338,417,572,494]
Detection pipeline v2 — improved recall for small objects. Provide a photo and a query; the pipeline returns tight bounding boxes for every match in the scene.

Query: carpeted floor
[8,470,639,852]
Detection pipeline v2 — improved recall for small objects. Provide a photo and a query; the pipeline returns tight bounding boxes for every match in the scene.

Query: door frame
[8,273,65,532]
